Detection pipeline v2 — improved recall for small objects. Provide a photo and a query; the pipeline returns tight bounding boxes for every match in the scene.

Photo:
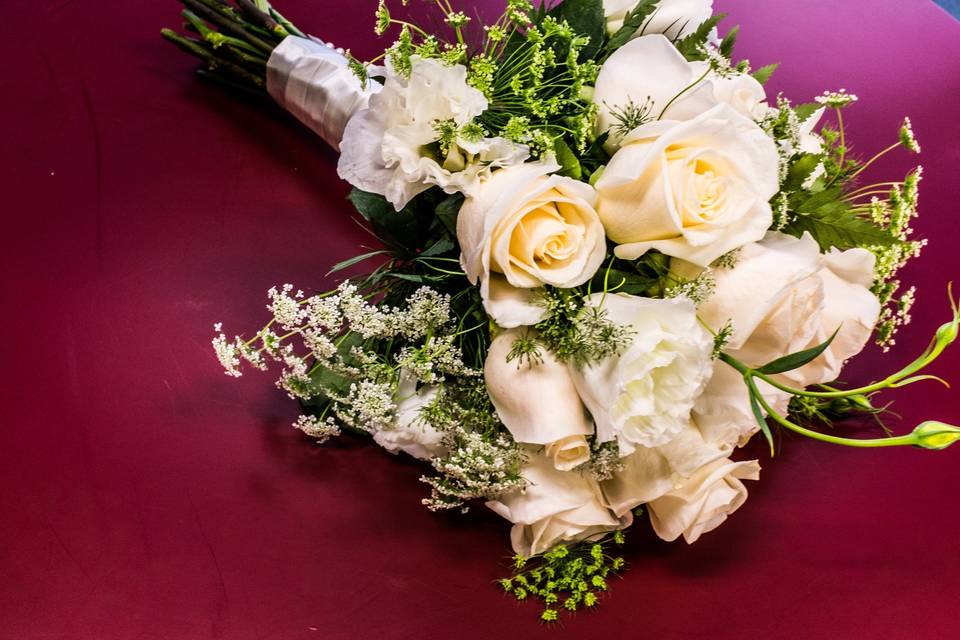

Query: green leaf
[554,138,583,180]
[784,205,900,251]
[757,328,840,375]
[550,0,606,61]
[419,236,455,258]
[782,153,821,192]
[719,25,739,58]
[793,102,821,124]
[751,62,779,85]
[674,14,726,60]
[604,0,658,52]
[327,250,390,276]
[747,380,775,454]
[435,193,465,237]
[347,188,447,258]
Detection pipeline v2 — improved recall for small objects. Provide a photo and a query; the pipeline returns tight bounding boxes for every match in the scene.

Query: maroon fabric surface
[2,1,959,638]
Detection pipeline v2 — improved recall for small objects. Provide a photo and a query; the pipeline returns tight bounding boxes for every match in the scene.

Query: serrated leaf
[782,153,822,191]
[757,328,840,375]
[719,25,739,58]
[605,0,658,52]
[793,102,821,124]
[751,62,779,85]
[554,138,583,180]
[674,14,726,59]
[785,207,900,251]
[550,0,606,60]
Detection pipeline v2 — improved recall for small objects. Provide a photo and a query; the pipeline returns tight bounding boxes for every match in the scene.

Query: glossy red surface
[2,1,959,638]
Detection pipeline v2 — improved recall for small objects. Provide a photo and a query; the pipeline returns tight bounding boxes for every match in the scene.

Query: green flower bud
[913,421,960,450]
[935,317,958,347]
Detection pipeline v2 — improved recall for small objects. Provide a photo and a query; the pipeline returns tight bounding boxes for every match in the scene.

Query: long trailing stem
[718,286,960,452]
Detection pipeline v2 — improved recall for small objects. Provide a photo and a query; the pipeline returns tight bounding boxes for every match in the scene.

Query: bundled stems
[162,0,303,93]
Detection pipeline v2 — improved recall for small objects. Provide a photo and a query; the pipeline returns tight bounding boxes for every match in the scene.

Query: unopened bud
[913,421,960,450]
[935,317,958,347]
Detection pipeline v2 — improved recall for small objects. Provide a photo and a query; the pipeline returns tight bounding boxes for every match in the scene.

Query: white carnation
[570,294,714,455]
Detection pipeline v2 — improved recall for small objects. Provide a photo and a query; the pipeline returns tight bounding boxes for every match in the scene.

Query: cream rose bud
[569,294,714,455]
[595,103,779,267]
[647,457,760,543]
[484,329,593,470]
[486,451,628,557]
[371,371,445,460]
[458,162,607,328]
[604,0,714,42]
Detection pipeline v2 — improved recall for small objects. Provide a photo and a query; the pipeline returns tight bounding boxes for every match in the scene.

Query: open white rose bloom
[170,0,959,620]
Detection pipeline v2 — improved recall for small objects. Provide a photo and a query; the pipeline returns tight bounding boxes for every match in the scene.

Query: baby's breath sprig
[499,531,628,621]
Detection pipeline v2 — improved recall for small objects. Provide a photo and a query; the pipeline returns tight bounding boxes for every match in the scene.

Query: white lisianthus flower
[484,329,593,470]
[569,294,713,456]
[692,232,881,449]
[595,103,779,267]
[370,371,445,460]
[600,423,759,543]
[486,451,628,557]
[458,161,607,327]
[338,56,528,211]
[604,0,713,41]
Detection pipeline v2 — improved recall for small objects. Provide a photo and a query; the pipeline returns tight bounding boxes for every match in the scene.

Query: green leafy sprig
[500,530,628,622]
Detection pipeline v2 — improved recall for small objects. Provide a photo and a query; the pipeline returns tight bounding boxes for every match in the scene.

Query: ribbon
[266,36,380,151]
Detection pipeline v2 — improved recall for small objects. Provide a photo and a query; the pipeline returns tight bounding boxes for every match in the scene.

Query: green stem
[751,387,920,448]
[657,67,711,120]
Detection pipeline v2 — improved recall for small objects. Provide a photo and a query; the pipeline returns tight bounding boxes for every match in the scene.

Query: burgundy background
[2,1,959,638]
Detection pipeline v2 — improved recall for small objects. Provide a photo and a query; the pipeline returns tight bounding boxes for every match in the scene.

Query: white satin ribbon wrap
[266,36,380,151]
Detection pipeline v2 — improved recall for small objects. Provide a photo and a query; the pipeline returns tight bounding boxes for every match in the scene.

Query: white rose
[595,102,779,267]
[647,457,760,543]
[699,67,768,121]
[601,424,728,514]
[338,56,528,210]
[593,35,719,149]
[371,371,445,460]
[569,293,713,455]
[693,232,880,448]
[599,421,759,543]
[604,0,713,41]
[484,329,593,470]
[458,162,607,327]
[486,451,628,557]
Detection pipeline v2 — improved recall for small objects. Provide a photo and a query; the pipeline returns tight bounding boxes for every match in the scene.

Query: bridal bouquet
[164,0,959,620]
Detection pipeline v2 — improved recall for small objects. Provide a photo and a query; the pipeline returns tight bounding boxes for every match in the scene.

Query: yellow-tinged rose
[458,161,606,327]
[595,103,779,267]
